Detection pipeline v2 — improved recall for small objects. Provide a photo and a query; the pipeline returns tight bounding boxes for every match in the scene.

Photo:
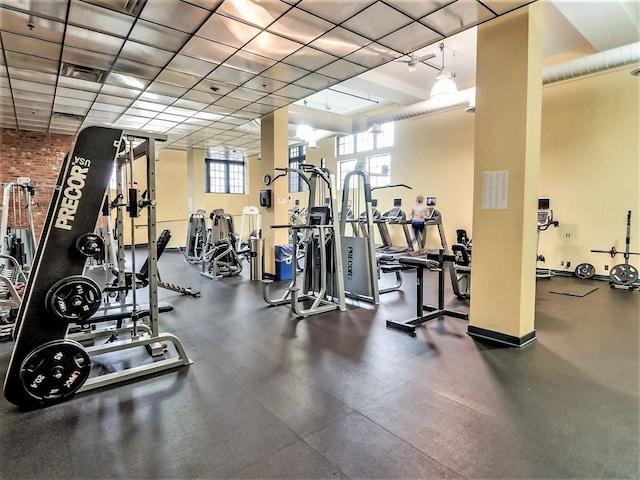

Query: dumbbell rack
[3,126,191,409]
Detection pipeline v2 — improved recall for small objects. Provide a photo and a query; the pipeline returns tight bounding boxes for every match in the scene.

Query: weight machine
[589,210,639,290]
[536,198,559,279]
[181,209,208,264]
[1,177,38,271]
[263,164,346,317]
[3,127,192,409]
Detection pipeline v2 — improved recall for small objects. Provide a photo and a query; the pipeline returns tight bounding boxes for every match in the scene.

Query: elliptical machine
[536,198,559,279]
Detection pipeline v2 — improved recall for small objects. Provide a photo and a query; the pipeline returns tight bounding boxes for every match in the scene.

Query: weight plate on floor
[574,263,596,279]
[45,275,102,322]
[19,339,91,404]
[609,264,639,286]
[75,233,105,258]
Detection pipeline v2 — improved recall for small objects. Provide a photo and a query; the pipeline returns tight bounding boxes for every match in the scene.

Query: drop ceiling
[0,0,638,160]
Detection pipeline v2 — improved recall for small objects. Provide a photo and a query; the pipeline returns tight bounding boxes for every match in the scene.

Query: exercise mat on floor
[549,286,599,297]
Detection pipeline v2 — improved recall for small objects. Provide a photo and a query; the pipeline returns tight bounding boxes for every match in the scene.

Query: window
[338,155,390,190]
[338,159,358,190]
[337,121,394,155]
[288,145,307,193]
[367,154,391,188]
[206,158,245,194]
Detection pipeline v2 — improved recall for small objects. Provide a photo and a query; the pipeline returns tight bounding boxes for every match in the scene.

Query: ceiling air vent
[53,112,86,122]
[60,62,107,83]
[83,0,148,16]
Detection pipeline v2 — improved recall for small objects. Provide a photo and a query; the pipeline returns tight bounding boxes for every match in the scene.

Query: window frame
[205,157,246,194]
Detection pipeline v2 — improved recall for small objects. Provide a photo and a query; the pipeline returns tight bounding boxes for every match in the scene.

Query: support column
[186,147,205,214]
[468,3,544,347]
[260,108,289,275]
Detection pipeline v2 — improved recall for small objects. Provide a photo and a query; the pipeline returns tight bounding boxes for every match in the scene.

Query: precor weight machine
[3,127,192,409]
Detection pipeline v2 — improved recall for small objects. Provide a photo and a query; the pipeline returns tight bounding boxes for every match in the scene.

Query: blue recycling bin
[275,244,293,281]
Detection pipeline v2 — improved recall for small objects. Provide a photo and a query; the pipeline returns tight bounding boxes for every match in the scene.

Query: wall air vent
[83,0,148,16]
[60,62,107,83]
[52,112,86,122]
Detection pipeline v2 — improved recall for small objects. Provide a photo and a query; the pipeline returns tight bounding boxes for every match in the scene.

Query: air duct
[288,42,640,133]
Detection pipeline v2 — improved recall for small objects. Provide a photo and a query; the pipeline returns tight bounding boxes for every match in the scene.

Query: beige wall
[151,64,638,277]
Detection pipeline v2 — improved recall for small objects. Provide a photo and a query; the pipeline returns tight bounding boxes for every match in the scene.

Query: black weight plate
[75,233,105,258]
[45,275,102,322]
[574,263,595,279]
[609,264,639,286]
[19,339,91,404]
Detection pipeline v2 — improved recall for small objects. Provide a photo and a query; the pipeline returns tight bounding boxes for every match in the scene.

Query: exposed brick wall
[1,128,74,240]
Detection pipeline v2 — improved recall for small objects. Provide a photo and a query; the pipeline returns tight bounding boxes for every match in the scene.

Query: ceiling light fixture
[430,43,458,104]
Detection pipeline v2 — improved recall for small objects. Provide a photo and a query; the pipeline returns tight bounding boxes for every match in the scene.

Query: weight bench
[386,249,469,336]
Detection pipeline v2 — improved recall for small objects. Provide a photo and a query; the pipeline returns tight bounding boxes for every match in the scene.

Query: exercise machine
[590,210,639,290]
[536,198,559,279]
[0,254,27,341]
[263,163,346,317]
[1,177,38,271]
[201,209,244,279]
[181,209,208,264]
[3,127,192,409]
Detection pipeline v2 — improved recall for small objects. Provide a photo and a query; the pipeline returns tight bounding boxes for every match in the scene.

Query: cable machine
[263,163,346,317]
[1,177,38,270]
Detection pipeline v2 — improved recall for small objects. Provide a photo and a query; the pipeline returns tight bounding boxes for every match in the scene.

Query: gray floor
[1,250,639,479]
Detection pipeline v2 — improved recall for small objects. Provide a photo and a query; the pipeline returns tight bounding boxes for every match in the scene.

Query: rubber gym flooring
[1,250,638,479]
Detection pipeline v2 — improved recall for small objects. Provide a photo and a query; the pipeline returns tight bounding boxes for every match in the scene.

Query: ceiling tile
[226,87,265,102]
[120,41,174,68]
[130,100,166,112]
[178,0,225,10]
[62,46,116,71]
[317,59,368,80]
[172,98,209,110]
[123,108,158,119]
[421,0,495,36]
[11,79,56,95]
[104,72,151,90]
[296,0,375,24]
[384,0,453,20]
[52,105,89,116]
[275,84,315,100]
[216,0,291,29]
[482,0,533,15]
[91,102,127,113]
[1,32,61,61]
[214,96,252,110]
[65,25,124,56]
[112,58,162,80]
[267,7,334,44]
[2,0,68,21]
[56,87,98,102]
[378,21,443,54]
[261,62,309,83]
[53,96,93,109]
[242,76,287,93]
[256,94,290,108]
[4,51,58,74]
[0,9,64,42]
[196,13,261,48]
[94,94,134,107]
[164,106,197,117]
[243,31,303,61]
[193,78,235,95]
[182,88,221,104]
[282,46,337,70]
[225,50,277,74]
[207,65,256,86]
[14,94,53,105]
[140,0,211,34]
[129,20,190,52]
[184,117,214,126]
[309,27,370,57]
[226,110,260,120]
[99,83,142,98]
[342,2,412,40]
[166,54,217,77]
[156,112,190,122]
[145,82,189,98]
[114,116,150,128]
[194,110,226,121]
[293,72,338,90]
[7,68,57,85]
[154,70,201,89]
[181,36,237,64]
[143,119,175,132]
[139,91,178,105]
[68,0,134,36]
[202,104,235,115]
[58,76,102,92]
[344,42,402,68]
[242,102,277,115]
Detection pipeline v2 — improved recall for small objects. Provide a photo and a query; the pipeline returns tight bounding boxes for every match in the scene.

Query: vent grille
[60,62,108,83]
[53,112,85,122]
[82,0,148,16]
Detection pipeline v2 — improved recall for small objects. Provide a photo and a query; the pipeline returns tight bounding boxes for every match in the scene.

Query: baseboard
[467,326,536,348]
